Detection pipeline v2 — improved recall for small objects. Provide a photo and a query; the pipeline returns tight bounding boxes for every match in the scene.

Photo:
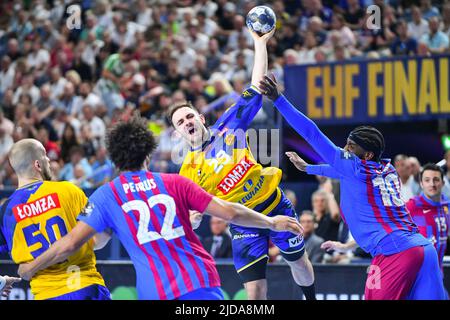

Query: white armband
[0,275,6,291]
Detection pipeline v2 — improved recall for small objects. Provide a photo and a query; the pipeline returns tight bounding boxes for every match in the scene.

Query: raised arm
[250,28,274,88]
[260,76,353,173]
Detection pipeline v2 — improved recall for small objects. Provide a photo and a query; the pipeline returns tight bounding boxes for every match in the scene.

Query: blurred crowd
[1,0,450,189]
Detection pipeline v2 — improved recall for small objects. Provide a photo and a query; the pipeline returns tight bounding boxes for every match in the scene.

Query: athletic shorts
[47,284,111,300]
[229,189,305,282]
[177,287,224,300]
[365,243,447,300]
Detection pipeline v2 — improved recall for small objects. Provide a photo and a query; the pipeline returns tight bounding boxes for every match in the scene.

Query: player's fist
[17,264,33,281]
[0,275,21,297]
[259,74,280,101]
[285,151,308,172]
[189,210,203,230]
[270,216,304,235]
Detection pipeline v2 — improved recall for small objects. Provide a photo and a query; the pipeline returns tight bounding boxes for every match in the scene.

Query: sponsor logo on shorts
[288,235,303,248]
[233,233,259,240]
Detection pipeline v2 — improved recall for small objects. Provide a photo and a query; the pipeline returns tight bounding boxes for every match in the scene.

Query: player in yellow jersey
[168,29,316,300]
[0,139,110,300]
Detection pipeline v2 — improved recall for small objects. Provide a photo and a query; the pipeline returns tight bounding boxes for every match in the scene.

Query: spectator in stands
[90,146,115,188]
[394,154,421,201]
[441,3,450,39]
[312,189,341,242]
[60,123,79,164]
[0,56,15,96]
[56,81,83,117]
[390,20,418,56]
[59,145,93,182]
[201,217,233,259]
[420,0,440,20]
[96,46,134,114]
[408,5,430,41]
[419,16,449,55]
[442,150,450,199]
[300,211,325,264]
[343,0,365,30]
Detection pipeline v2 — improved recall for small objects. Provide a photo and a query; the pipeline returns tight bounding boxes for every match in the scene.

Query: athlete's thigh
[269,193,305,261]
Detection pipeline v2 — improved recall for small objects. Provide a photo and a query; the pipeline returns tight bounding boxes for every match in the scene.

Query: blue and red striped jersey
[407,194,449,271]
[78,171,221,300]
[274,94,430,257]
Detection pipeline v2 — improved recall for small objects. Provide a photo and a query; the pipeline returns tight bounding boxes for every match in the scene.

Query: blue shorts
[177,287,224,300]
[48,284,111,300]
[230,189,305,279]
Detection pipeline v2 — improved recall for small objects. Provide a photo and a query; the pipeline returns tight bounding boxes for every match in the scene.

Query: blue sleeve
[274,95,360,177]
[212,86,263,131]
[77,190,109,233]
[306,164,342,179]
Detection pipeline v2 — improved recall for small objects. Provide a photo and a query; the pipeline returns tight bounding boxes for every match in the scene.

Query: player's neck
[17,176,43,189]
[423,193,442,203]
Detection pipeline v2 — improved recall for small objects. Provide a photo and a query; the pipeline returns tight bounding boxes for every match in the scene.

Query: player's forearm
[208,198,274,229]
[251,41,268,88]
[23,235,79,279]
[274,95,338,165]
[343,240,357,251]
[228,202,274,229]
[306,164,341,179]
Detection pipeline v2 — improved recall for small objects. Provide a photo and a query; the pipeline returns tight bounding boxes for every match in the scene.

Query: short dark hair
[167,100,199,126]
[420,163,444,181]
[106,115,157,171]
[348,126,385,161]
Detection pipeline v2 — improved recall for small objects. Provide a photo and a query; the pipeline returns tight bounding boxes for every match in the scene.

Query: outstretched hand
[248,27,276,44]
[1,275,21,297]
[271,215,304,235]
[285,151,308,172]
[258,74,280,101]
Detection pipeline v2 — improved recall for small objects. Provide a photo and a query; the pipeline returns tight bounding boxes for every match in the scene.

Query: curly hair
[106,115,157,171]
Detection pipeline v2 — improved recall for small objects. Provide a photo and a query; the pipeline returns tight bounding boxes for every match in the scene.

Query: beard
[40,162,54,181]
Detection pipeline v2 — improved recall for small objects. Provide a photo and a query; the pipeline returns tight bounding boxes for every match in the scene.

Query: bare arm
[321,240,357,253]
[205,197,303,234]
[250,28,275,88]
[18,222,97,281]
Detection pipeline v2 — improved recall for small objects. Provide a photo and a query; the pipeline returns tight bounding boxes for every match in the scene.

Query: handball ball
[246,6,276,35]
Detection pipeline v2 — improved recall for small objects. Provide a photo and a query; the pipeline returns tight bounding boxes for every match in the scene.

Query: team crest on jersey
[241,89,255,99]
[341,150,353,160]
[225,134,235,146]
[80,202,95,217]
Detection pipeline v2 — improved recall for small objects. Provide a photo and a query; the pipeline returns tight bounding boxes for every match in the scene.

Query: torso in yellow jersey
[0,181,105,299]
[179,86,282,214]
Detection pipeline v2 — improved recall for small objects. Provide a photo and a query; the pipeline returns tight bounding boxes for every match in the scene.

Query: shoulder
[49,181,84,195]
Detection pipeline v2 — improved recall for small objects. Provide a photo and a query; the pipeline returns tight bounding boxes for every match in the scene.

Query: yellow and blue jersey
[0,181,105,300]
[179,86,282,214]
